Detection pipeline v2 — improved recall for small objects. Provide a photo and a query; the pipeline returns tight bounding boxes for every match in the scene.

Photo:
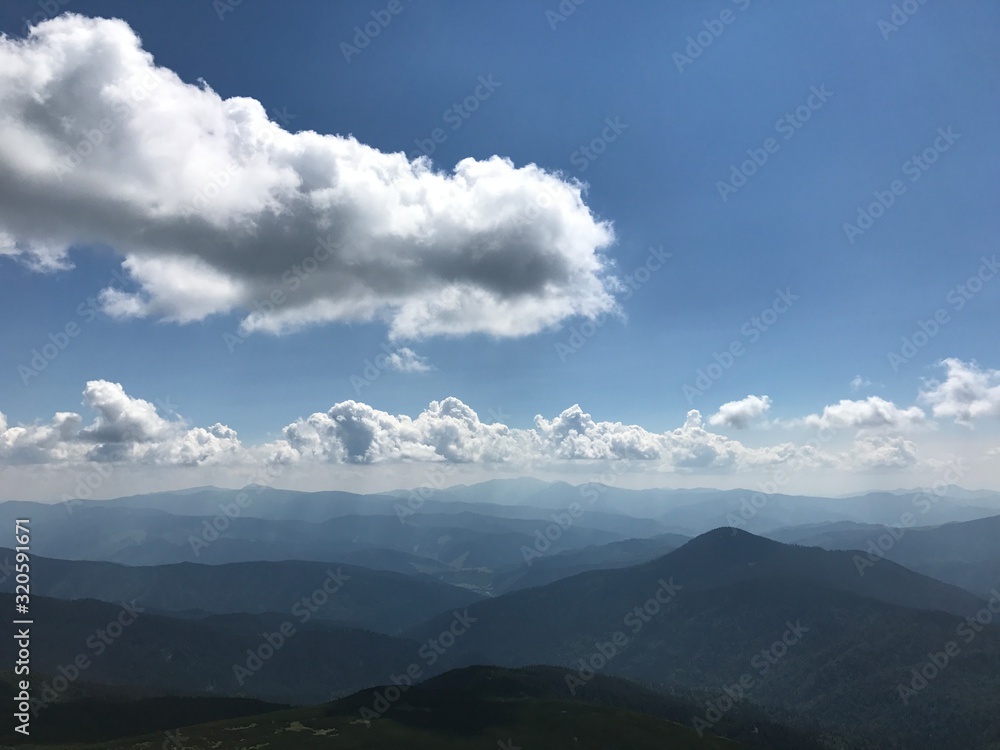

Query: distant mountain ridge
[767,513,1000,598]
[8,478,997,537]
[0,550,482,635]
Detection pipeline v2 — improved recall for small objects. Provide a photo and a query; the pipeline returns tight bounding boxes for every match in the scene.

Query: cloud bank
[1,382,806,472]
[2,380,966,476]
[0,15,617,339]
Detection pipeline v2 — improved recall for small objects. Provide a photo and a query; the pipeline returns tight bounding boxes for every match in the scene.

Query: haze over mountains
[4,477,1000,749]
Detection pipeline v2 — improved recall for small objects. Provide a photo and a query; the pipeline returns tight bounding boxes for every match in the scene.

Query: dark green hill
[0,665,772,750]
[0,672,286,745]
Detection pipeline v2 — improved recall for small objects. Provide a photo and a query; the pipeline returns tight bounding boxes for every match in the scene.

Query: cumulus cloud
[841,435,918,470]
[796,397,925,432]
[0,381,240,466]
[1,384,826,474]
[534,405,662,461]
[19,379,984,477]
[0,15,617,339]
[277,397,520,464]
[708,395,771,429]
[919,358,1000,426]
[531,405,800,471]
[0,410,84,464]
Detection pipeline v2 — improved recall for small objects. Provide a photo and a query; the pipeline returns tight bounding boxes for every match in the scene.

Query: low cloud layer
[7,373,988,477]
[0,15,617,339]
[1,382,808,473]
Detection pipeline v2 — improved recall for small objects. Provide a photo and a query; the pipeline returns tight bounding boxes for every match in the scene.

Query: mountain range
[5,478,1000,749]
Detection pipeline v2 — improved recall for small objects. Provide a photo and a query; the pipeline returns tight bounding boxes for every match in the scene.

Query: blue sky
[0,0,998,499]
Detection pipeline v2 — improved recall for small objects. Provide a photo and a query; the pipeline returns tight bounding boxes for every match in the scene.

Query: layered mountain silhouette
[768,513,1000,598]
[5,527,999,748]
[0,551,481,634]
[5,479,1000,749]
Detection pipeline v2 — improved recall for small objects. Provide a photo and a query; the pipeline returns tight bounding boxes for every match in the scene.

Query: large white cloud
[919,358,1000,426]
[0,15,617,339]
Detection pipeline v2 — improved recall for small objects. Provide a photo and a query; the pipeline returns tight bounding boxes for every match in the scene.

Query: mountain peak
[676,526,783,560]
